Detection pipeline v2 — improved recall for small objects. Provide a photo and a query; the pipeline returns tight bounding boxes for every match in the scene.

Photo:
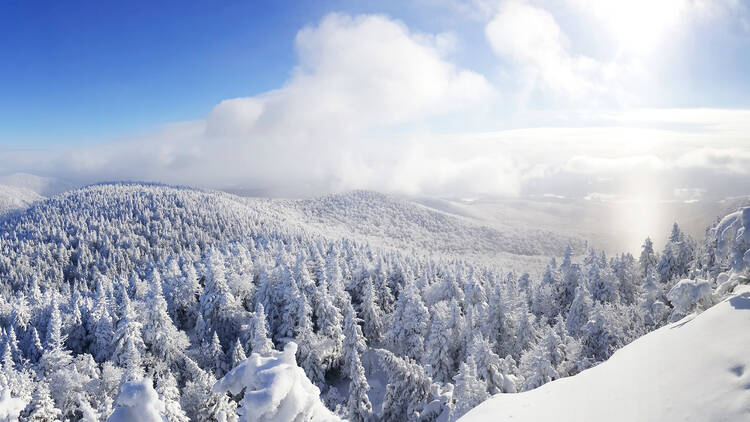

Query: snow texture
[0,389,25,422]
[213,342,341,422]
[461,285,750,422]
[106,379,167,422]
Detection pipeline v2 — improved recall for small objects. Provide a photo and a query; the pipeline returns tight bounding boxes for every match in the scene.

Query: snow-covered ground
[461,284,750,422]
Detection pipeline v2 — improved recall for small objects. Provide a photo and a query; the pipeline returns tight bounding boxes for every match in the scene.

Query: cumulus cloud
[5,13,501,196]
[2,11,750,202]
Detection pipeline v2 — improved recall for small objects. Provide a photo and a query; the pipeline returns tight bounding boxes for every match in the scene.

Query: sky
[1,0,750,207]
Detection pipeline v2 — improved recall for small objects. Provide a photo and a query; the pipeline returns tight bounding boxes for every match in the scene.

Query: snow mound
[461,285,750,422]
[213,342,341,422]
[0,388,26,422]
[106,379,166,422]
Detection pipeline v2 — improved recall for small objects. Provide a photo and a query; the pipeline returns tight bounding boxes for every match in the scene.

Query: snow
[213,342,341,422]
[0,185,42,216]
[0,389,26,422]
[461,285,750,422]
[666,278,713,321]
[106,379,167,422]
[0,173,73,196]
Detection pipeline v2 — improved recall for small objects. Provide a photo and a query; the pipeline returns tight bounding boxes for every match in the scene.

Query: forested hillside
[0,183,739,421]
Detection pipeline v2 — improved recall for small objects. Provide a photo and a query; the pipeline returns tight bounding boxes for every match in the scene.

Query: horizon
[2,1,750,253]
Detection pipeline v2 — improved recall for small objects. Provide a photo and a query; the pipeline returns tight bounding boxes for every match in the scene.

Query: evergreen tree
[156,373,190,422]
[229,338,247,369]
[347,351,372,422]
[387,282,429,361]
[450,356,489,422]
[142,274,190,366]
[247,303,273,356]
[378,350,433,422]
[639,237,658,278]
[566,286,591,337]
[358,277,384,345]
[20,382,62,422]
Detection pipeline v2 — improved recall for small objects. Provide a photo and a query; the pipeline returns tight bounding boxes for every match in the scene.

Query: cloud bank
[2,9,749,202]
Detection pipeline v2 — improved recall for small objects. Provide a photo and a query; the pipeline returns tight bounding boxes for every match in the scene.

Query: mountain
[461,284,750,422]
[0,182,740,421]
[250,190,588,273]
[410,194,750,256]
[0,184,43,216]
[0,172,74,196]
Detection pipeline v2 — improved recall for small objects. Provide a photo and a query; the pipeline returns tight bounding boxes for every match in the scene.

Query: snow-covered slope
[246,191,587,273]
[0,184,43,216]
[461,285,750,422]
[0,172,73,196]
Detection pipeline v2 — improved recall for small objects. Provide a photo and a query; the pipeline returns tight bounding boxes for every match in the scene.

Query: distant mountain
[245,190,588,273]
[0,184,43,216]
[0,172,75,196]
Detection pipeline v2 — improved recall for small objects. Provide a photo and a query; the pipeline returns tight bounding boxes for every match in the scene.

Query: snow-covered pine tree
[639,237,658,278]
[156,373,190,422]
[20,382,62,422]
[346,351,372,422]
[229,338,247,370]
[387,282,429,362]
[247,303,274,356]
[450,356,489,422]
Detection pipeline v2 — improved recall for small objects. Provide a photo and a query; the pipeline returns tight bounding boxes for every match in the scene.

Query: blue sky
[1,0,750,211]
[4,0,747,146]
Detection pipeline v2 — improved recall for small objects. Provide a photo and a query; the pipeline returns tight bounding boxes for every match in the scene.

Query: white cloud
[6,13,498,196]
[484,1,626,104]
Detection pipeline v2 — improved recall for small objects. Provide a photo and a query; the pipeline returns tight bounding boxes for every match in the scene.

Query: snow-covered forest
[0,183,745,421]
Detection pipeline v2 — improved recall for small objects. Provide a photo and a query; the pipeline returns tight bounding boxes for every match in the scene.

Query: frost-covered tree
[20,382,62,422]
[378,349,433,422]
[639,237,658,278]
[358,277,384,345]
[111,291,144,380]
[425,301,460,383]
[229,338,247,370]
[155,374,189,422]
[346,351,372,422]
[566,286,591,337]
[247,303,273,356]
[388,282,429,361]
[450,356,489,422]
[212,342,340,422]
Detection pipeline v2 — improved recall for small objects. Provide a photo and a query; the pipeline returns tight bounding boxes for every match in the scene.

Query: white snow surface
[213,342,341,422]
[0,389,26,422]
[461,285,750,422]
[106,379,167,422]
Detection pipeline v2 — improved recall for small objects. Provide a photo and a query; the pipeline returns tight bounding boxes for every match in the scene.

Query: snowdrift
[461,285,750,422]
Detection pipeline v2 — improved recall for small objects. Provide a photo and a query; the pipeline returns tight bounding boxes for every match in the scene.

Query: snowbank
[461,285,750,422]
[213,342,341,422]
[106,379,167,422]
[0,389,25,422]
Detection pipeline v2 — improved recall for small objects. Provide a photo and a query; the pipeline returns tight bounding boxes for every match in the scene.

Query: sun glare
[588,0,685,54]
